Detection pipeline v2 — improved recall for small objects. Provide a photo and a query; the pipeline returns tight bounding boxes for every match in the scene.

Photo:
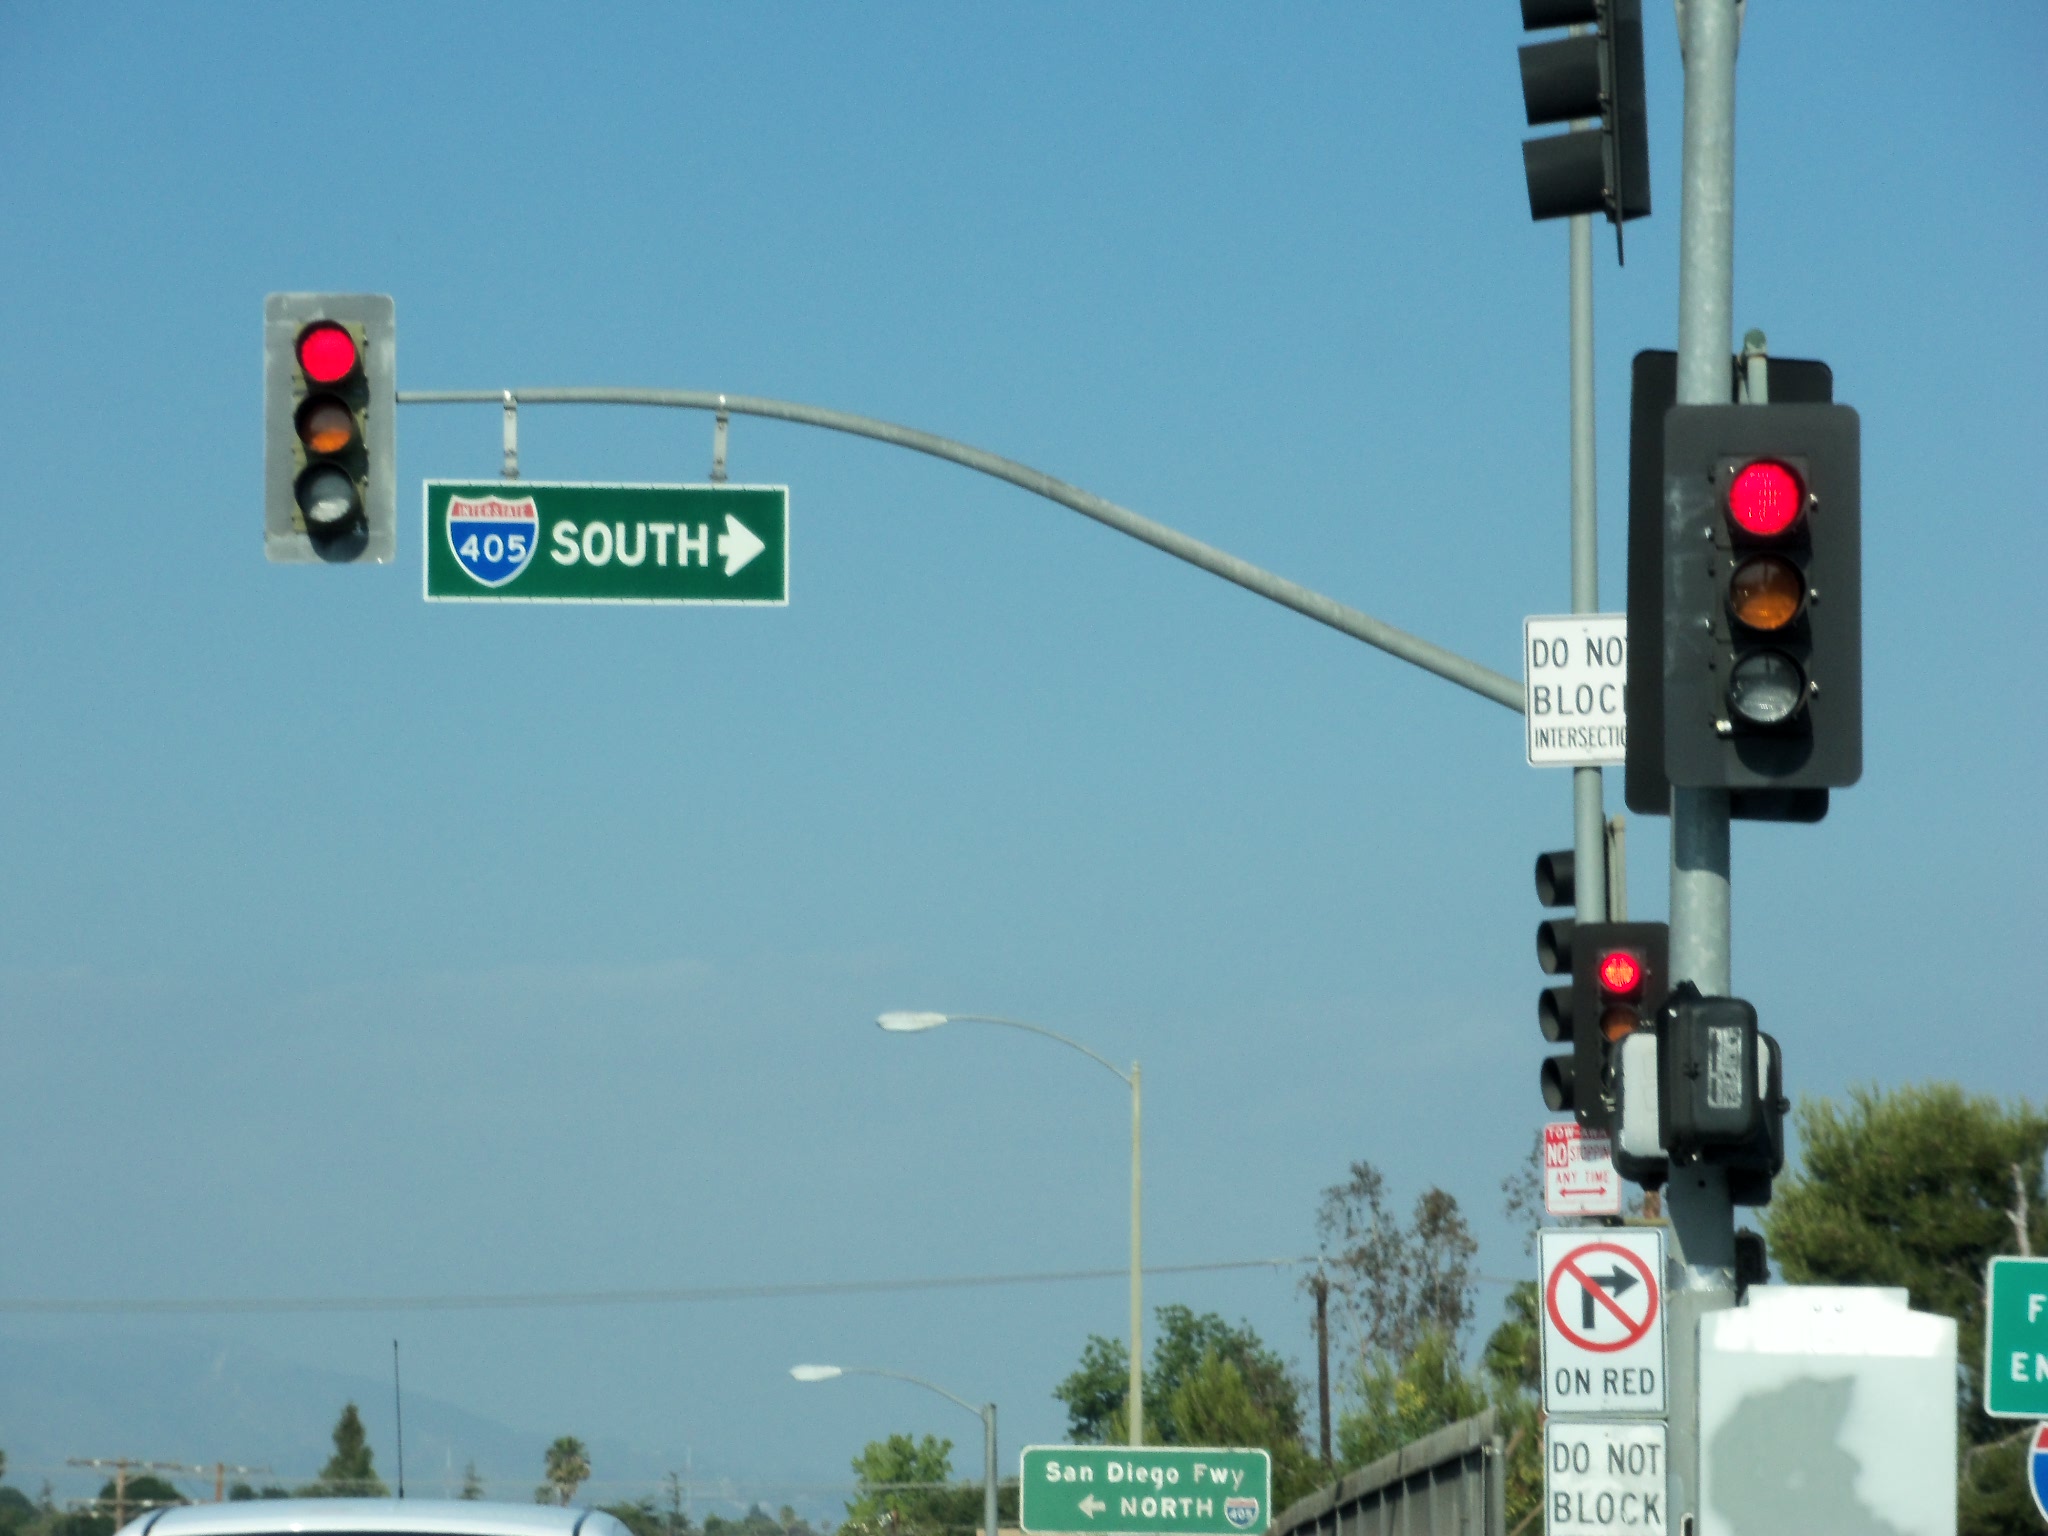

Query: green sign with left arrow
[423,481,788,604]
[1019,1447,1271,1536]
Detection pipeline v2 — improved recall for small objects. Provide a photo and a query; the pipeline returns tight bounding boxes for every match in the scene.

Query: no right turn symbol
[1539,1228,1668,1415]
[1546,1239,1659,1351]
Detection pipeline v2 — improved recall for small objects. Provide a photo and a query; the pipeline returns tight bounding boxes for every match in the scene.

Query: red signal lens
[297,322,359,385]
[1727,460,1804,537]
[1597,949,1643,995]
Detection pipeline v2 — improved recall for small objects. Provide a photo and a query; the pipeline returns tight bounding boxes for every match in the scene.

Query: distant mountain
[0,1329,545,1503]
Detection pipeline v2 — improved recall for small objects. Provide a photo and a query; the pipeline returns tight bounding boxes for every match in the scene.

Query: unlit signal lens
[1729,554,1805,632]
[295,396,358,456]
[1727,650,1806,728]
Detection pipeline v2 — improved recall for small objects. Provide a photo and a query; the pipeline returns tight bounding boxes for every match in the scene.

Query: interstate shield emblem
[1224,1500,1259,1530]
[447,494,540,587]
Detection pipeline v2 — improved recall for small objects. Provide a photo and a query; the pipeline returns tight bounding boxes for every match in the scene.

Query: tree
[1333,1327,1487,1469]
[301,1402,388,1497]
[843,1433,954,1536]
[1163,1351,1321,1510]
[1480,1282,1543,1534]
[1313,1162,1477,1364]
[541,1438,592,1506]
[1054,1305,1304,1450]
[1765,1084,2048,1536]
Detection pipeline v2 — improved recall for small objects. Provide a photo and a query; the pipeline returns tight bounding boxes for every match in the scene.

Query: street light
[876,1010,1144,1446]
[790,1364,999,1536]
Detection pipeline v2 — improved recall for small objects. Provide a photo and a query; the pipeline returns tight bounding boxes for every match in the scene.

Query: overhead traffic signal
[1516,0,1650,253]
[1661,404,1861,792]
[265,293,396,563]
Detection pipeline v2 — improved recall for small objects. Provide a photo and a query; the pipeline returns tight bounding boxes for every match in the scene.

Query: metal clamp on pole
[711,396,729,483]
[502,391,519,480]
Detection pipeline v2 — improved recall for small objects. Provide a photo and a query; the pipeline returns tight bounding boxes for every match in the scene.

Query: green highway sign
[1018,1447,1271,1536]
[1985,1256,2048,1417]
[424,481,788,604]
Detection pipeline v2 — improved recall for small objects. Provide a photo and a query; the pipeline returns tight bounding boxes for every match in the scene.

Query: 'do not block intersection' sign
[1019,1447,1270,1536]
[424,481,788,604]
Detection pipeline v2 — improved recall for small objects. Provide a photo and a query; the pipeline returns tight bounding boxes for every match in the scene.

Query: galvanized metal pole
[1667,0,1743,1525]
[1128,1061,1143,1447]
[399,388,1525,714]
[982,1403,999,1536]
[1569,206,1607,926]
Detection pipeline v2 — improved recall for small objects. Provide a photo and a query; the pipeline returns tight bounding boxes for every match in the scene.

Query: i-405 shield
[446,494,540,587]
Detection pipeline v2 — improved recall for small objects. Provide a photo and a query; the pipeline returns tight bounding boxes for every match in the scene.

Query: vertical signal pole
[1668,0,1742,1524]
[1569,165,1606,930]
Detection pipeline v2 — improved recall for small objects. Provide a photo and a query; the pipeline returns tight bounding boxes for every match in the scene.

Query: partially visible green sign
[1986,1256,2048,1417]
[423,481,788,604]
[1018,1447,1271,1536]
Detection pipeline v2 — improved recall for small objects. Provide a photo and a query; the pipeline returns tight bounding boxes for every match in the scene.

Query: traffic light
[1623,349,1840,820]
[1533,849,1668,1137]
[265,293,396,563]
[1661,404,1861,792]
[1516,0,1650,253]
[1535,848,1580,1115]
[1657,987,1786,1204]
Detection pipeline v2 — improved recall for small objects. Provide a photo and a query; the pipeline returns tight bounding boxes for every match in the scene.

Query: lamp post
[791,1364,999,1536]
[878,1011,1144,1446]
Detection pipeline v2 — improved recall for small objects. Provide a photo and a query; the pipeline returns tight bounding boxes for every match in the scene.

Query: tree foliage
[1054,1305,1315,1511]
[841,1432,1010,1536]
[1765,1084,2048,1536]
[540,1437,592,1506]
[300,1402,388,1497]
[1055,1305,1303,1448]
[1313,1162,1476,1364]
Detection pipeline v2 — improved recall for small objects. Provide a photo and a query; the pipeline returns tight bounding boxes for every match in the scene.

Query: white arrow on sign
[718,514,765,576]
[1077,1496,1105,1519]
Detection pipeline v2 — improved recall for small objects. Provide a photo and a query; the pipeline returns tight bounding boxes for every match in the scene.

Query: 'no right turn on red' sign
[1540,1229,1667,1415]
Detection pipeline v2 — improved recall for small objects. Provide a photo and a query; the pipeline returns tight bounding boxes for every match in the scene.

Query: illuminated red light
[297,322,359,385]
[1727,460,1804,537]
[1597,949,1644,995]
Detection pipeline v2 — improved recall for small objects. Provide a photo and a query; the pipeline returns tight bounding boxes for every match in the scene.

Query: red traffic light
[1727,460,1804,538]
[1596,949,1644,995]
[296,322,359,385]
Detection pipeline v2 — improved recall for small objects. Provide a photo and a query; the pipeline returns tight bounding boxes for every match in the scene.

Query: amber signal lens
[295,396,358,456]
[1599,1006,1638,1043]
[1729,554,1805,632]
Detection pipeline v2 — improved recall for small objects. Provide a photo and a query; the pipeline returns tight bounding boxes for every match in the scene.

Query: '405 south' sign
[423,481,788,604]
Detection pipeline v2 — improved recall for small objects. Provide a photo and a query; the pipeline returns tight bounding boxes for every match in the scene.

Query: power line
[0,1256,1321,1317]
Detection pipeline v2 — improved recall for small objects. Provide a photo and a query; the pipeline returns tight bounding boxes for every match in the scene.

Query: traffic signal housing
[1560,921,1668,1135]
[1517,0,1651,251]
[1661,404,1861,792]
[1624,350,1841,819]
[1657,988,1787,1204]
[265,293,396,563]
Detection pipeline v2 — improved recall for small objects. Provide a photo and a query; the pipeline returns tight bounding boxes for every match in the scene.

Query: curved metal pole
[932,1014,1142,1446]
[837,1369,998,1536]
[398,388,1525,714]
[941,1014,1132,1087]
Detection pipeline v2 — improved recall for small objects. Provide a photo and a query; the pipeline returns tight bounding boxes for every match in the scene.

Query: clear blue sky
[0,0,2042,1517]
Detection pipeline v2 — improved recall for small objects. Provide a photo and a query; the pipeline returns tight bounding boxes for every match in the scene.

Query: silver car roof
[120,1501,632,1536]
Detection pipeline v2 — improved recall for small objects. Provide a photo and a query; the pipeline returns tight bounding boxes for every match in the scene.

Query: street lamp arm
[942,1014,1133,1086]
[838,1367,985,1422]
[397,387,1525,714]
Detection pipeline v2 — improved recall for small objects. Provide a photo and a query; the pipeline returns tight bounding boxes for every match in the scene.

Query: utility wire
[0,1256,1323,1317]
